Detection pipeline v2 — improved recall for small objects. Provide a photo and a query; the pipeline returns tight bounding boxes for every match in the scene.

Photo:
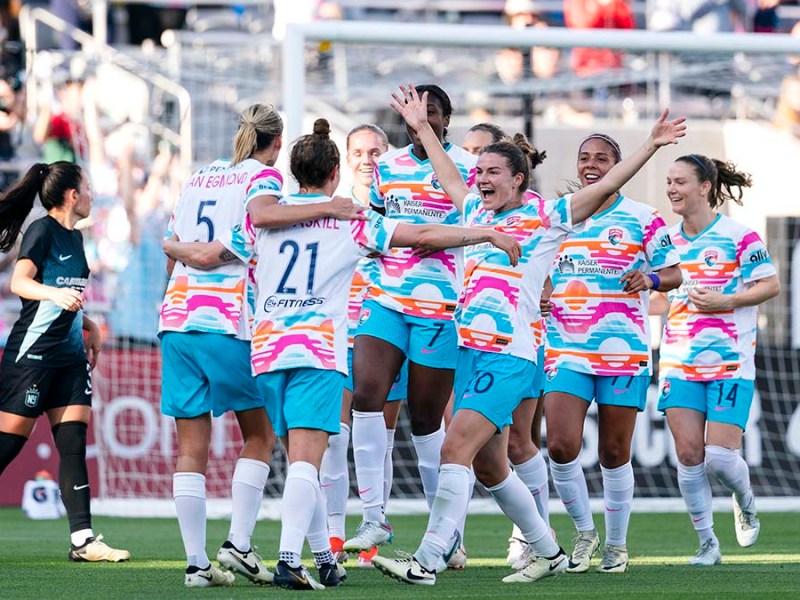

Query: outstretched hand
[650,108,687,148]
[389,84,428,133]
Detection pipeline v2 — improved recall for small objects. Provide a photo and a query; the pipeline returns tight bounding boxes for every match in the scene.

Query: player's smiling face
[577,138,618,188]
[476,151,524,213]
[406,96,449,146]
[347,130,387,190]
[666,160,710,217]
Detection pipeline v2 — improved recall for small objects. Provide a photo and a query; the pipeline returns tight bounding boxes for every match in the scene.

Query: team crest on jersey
[24,385,40,408]
[505,215,521,226]
[359,308,371,325]
[430,175,442,190]
[660,379,671,396]
[607,227,624,245]
[704,250,718,267]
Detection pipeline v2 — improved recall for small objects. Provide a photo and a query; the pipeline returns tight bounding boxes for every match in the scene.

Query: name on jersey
[56,276,88,288]
[264,295,326,312]
[187,172,249,189]
[293,218,340,230]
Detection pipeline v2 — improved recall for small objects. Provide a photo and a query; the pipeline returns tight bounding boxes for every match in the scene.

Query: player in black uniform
[0,162,129,562]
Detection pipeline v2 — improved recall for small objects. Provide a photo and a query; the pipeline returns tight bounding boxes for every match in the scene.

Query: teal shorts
[355,299,457,369]
[161,331,262,419]
[453,347,537,432]
[544,367,648,411]
[344,347,407,401]
[257,368,344,437]
[657,377,754,431]
[528,345,545,400]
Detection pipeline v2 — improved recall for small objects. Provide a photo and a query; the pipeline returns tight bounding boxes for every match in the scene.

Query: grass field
[0,508,798,598]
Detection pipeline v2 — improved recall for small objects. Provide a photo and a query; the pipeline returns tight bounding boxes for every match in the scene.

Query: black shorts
[0,360,92,418]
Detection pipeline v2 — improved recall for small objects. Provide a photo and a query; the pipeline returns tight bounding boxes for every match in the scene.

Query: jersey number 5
[197,200,217,242]
[277,240,319,295]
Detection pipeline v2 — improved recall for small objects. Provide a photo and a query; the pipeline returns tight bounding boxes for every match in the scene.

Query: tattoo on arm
[219,248,237,263]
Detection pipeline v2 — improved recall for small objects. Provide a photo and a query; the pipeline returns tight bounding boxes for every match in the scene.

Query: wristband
[648,273,661,291]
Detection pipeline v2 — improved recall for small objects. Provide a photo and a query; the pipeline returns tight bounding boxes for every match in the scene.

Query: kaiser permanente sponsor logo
[264,295,326,313]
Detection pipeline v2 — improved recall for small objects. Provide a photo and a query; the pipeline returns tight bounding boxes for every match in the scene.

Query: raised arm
[248,194,368,228]
[390,223,521,266]
[570,109,687,225]
[390,85,470,213]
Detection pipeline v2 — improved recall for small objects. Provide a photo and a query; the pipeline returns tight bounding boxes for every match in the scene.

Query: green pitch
[0,508,797,598]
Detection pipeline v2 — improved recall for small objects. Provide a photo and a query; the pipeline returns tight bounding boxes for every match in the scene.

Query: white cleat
[733,493,760,547]
[216,541,273,584]
[502,549,568,583]
[69,534,130,563]
[185,564,235,588]
[506,534,527,566]
[566,529,600,573]
[343,520,393,552]
[689,538,722,566]
[373,553,436,585]
[597,545,629,574]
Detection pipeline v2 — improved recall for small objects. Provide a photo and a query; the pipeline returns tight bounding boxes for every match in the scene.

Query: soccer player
[345,84,478,554]
[372,85,686,585]
[159,104,285,588]
[652,154,779,566]
[320,123,407,568]
[230,118,519,589]
[543,133,683,574]
[0,162,129,562]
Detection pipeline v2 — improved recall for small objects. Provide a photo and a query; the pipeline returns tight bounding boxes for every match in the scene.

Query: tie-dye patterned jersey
[158,158,283,340]
[546,195,679,376]
[368,143,476,320]
[346,189,381,347]
[457,194,575,362]
[246,194,398,375]
[659,214,775,381]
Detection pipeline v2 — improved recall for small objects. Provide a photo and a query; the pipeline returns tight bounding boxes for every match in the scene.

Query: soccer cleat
[330,536,349,564]
[511,541,534,571]
[343,520,393,552]
[69,535,131,563]
[317,561,347,587]
[447,545,467,570]
[372,553,436,586]
[273,560,325,590]
[506,534,527,565]
[502,548,568,583]
[689,538,722,566]
[216,541,273,584]
[597,544,629,573]
[357,546,378,569]
[732,493,760,547]
[185,564,235,588]
[566,529,599,573]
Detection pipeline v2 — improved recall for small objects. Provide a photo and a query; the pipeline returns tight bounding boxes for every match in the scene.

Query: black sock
[52,422,92,535]
[0,431,27,476]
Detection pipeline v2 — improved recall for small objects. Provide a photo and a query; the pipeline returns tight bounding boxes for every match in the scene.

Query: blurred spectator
[649,0,751,33]
[49,0,91,49]
[753,0,780,33]
[495,0,559,84]
[0,77,23,162]
[564,0,634,76]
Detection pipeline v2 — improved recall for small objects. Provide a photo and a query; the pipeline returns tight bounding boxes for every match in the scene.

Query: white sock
[70,528,94,547]
[487,471,559,558]
[412,427,445,510]
[454,467,476,545]
[306,474,332,554]
[677,461,716,544]
[280,461,319,558]
[551,457,594,532]
[383,428,396,509]
[174,472,209,568]
[414,463,470,572]
[352,411,387,522]
[705,445,754,510]
[228,458,270,551]
[513,452,550,527]
[320,422,350,539]
[601,462,634,547]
